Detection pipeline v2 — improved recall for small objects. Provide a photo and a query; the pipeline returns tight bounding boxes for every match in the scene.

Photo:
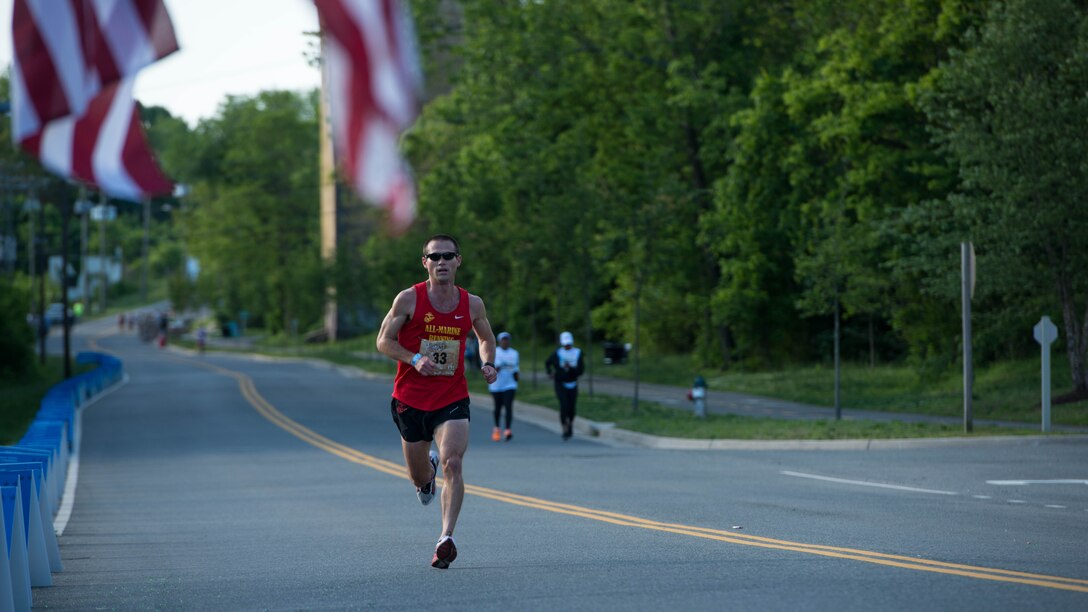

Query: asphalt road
[32,319,1088,610]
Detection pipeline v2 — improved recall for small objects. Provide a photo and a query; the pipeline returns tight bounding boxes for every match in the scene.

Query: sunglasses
[425,251,459,261]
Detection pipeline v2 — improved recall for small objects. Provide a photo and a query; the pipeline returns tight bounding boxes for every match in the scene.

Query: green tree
[180,91,323,334]
[924,0,1088,394]
[0,276,35,378]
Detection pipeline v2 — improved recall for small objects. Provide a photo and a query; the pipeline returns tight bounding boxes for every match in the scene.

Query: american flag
[10,0,178,201]
[314,0,422,232]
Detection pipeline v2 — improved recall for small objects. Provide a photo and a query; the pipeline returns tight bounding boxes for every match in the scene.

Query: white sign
[1033,316,1058,345]
[1033,316,1059,433]
[90,205,116,222]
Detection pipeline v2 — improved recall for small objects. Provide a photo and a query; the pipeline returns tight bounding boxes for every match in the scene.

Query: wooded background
[2,0,1085,395]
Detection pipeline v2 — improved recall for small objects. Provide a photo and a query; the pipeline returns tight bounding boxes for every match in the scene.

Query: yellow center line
[171,354,1088,593]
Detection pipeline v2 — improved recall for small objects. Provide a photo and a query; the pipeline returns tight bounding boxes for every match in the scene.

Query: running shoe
[504,428,513,441]
[491,427,501,441]
[431,536,458,569]
[417,450,439,506]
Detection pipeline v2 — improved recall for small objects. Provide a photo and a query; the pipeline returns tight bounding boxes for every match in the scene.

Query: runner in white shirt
[545,331,585,440]
[488,331,519,441]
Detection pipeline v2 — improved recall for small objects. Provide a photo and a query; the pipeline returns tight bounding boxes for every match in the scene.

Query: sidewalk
[516,370,1088,434]
[513,370,1083,431]
[169,346,1087,449]
[338,350,1085,434]
[498,393,1088,450]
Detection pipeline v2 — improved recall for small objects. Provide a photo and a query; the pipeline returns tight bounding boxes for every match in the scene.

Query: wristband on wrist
[411,353,423,366]
[482,361,495,370]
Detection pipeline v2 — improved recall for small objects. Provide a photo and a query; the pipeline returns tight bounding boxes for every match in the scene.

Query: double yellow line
[189,356,1088,594]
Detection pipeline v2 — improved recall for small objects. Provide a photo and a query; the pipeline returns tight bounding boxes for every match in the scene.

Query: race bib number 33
[420,338,460,376]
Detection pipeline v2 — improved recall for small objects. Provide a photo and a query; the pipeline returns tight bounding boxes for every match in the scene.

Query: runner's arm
[470,294,498,384]
[377,289,435,374]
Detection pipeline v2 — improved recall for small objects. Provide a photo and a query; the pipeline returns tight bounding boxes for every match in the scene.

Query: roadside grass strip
[187,357,1088,594]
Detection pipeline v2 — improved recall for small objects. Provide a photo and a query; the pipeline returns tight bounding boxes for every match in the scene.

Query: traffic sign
[1033,316,1059,433]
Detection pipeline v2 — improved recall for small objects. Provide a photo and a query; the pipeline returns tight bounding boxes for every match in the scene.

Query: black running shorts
[391,397,471,443]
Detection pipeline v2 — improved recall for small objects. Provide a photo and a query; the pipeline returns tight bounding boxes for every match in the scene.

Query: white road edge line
[986,479,1088,486]
[780,470,958,495]
[54,373,130,536]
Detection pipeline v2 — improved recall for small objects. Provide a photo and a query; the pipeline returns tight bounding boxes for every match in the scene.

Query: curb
[470,392,1088,451]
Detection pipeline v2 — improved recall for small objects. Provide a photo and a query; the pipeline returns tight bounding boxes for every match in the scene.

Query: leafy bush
[0,276,36,379]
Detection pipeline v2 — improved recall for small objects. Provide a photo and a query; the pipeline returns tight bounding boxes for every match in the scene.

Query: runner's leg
[433,418,469,537]
[504,390,514,429]
[402,439,434,488]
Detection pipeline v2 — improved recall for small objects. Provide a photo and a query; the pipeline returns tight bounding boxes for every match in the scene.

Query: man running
[376,234,498,569]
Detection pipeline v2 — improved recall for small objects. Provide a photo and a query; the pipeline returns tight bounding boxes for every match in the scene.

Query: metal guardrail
[0,352,122,611]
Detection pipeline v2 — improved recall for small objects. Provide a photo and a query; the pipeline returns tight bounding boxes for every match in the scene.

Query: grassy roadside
[184,333,1051,440]
[0,357,94,445]
[503,383,1039,440]
[215,330,1086,428]
[599,354,1088,426]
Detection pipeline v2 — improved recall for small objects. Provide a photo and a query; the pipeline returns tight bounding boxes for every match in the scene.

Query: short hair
[423,233,460,255]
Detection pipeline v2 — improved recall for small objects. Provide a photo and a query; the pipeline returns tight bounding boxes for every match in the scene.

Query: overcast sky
[0,0,322,126]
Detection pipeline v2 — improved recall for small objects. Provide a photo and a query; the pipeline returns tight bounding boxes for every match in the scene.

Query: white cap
[497,331,511,341]
[559,331,574,346]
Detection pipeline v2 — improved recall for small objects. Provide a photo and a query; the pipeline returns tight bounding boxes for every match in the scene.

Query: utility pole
[76,191,91,313]
[59,194,72,379]
[834,298,842,420]
[319,35,338,342]
[98,194,109,312]
[24,193,39,306]
[141,198,150,301]
[1,192,12,275]
[23,192,45,364]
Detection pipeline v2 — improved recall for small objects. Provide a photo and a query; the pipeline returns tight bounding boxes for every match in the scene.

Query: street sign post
[1033,316,1059,433]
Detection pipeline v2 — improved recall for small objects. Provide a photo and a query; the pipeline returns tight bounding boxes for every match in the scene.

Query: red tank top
[392,282,472,411]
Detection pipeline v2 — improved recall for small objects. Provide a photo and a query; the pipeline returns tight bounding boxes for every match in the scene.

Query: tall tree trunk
[869,315,876,369]
[1048,241,1088,394]
[583,263,594,396]
[632,271,642,413]
[1057,277,1088,393]
[553,277,562,342]
[530,292,538,390]
[718,324,732,366]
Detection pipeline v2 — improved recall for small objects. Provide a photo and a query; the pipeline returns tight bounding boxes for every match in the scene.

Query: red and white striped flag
[11,0,178,201]
[314,0,423,232]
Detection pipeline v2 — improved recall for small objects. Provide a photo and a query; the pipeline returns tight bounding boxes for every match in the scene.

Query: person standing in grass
[488,331,519,441]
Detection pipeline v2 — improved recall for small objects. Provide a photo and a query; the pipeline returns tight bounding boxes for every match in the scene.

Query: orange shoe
[504,428,513,441]
[491,427,501,441]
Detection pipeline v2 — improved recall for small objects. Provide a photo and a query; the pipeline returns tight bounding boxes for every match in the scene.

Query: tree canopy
[90,0,1088,394]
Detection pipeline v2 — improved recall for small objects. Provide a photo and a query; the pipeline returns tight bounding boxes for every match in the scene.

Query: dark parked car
[602,341,629,365]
